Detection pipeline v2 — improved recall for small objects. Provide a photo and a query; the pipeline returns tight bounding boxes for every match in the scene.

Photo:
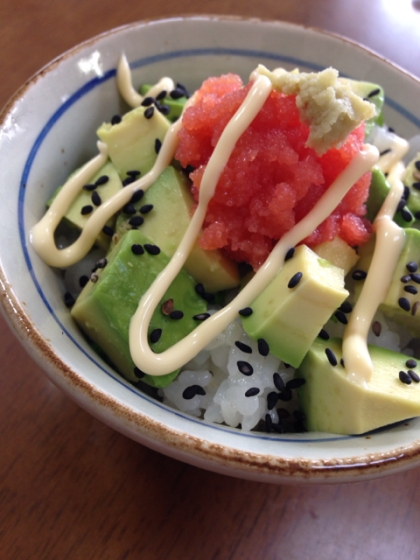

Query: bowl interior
[2,16,420,483]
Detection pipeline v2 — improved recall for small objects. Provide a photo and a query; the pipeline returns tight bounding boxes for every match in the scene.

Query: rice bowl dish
[3,16,420,483]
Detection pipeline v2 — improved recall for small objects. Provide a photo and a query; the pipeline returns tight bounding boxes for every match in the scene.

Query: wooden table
[2,1,420,558]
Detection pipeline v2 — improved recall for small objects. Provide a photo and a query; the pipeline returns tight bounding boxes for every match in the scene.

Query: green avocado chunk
[71,229,207,388]
[113,166,240,293]
[139,84,188,122]
[241,245,349,368]
[402,152,420,219]
[366,168,414,226]
[97,105,170,180]
[356,228,420,335]
[48,160,122,251]
[297,337,420,434]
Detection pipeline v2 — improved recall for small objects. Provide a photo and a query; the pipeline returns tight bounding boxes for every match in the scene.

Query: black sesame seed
[273,372,285,392]
[352,269,367,281]
[245,387,260,397]
[372,321,382,337]
[144,106,155,119]
[144,244,160,255]
[412,301,420,316]
[399,370,412,384]
[122,176,136,186]
[91,191,101,206]
[404,185,411,202]
[130,190,144,204]
[126,171,141,179]
[141,96,155,107]
[129,216,145,227]
[139,204,154,214]
[102,225,114,236]
[176,82,190,97]
[90,273,98,283]
[398,297,411,312]
[408,370,420,383]
[267,391,279,410]
[169,310,184,320]
[318,328,330,340]
[64,292,75,308]
[95,175,109,186]
[407,261,419,273]
[195,283,205,296]
[131,244,144,255]
[404,285,418,295]
[182,385,206,400]
[237,361,254,376]
[155,138,162,154]
[406,359,417,369]
[83,183,97,191]
[156,90,167,101]
[79,275,89,288]
[278,387,292,401]
[265,414,273,433]
[81,205,93,215]
[286,378,306,389]
[288,271,303,289]
[401,274,413,284]
[401,207,413,222]
[335,310,348,325]
[95,258,107,269]
[325,348,338,366]
[193,313,210,321]
[170,87,186,99]
[123,204,137,215]
[413,183,420,192]
[415,161,420,171]
[340,358,345,367]
[149,328,162,344]
[133,366,145,379]
[367,87,381,98]
[285,247,295,261]
[239,307,253,317]
[111,114,122,125]
[235,341,253,354]
[155,102,170,115]
[411,273,420,284]
[397,198,406,212]
[257,338,270,357]
[379,148,391,156]
[338,301,353,313]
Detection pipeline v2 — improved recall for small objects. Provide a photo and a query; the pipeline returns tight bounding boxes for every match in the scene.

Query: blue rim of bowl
[18,46,420,445]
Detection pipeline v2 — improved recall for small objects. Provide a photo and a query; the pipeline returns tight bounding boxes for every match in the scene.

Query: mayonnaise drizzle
[376,134,409,174]
[117,54,175,108]
[31,121,183,267]
[130,141,379,376]
[342,162,405,385]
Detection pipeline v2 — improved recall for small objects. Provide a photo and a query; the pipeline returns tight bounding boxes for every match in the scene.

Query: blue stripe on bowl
[18,47,417,444]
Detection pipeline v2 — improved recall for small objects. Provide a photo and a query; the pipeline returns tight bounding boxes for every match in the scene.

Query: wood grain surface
[2,1,420,559]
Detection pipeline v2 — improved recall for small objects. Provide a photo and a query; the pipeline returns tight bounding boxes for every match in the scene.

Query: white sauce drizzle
[117,54,175,109]
[342,162,405,385]
[377,134,409,174]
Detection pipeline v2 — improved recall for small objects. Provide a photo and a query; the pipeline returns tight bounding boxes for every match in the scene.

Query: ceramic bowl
[2,16,420,484]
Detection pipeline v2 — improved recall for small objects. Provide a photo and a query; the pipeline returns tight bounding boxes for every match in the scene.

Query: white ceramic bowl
[2,16,420,484]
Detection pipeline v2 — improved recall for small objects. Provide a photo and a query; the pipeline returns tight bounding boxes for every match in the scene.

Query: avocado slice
[139,84,188,122]
[297,337,420,434]
[113,165,240,293]
[402,152,420,220]
[366,168,414,226]
[313,236,359,275]
[241,245,349,367]
[48,160,122,251]
[356,228,420,335]
[71,228,207,388]
[97,105,170,180]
